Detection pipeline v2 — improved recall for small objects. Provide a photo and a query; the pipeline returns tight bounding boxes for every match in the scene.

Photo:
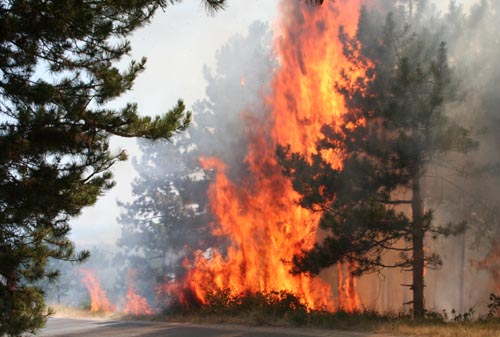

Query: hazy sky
[69,0,279,246]
[69,0,480,247]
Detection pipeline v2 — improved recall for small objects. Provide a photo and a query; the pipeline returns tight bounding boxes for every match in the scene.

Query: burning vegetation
[44,0,500,323]
[163,0,369,312]
[78,268,151,315]
[79,269,115,313]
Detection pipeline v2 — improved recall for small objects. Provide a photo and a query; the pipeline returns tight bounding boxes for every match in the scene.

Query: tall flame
[173,0,366,311]
[337,261,362,312]
[80,268,115,312]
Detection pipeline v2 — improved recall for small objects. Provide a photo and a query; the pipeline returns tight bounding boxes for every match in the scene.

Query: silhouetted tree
[0,1,226,335]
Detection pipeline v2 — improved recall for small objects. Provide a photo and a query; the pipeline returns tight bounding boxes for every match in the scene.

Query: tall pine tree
[278,3,477,318]
[0,1,226,335]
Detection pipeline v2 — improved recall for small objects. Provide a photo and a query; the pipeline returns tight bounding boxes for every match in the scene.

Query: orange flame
[79,268,115,312]
[124,272,153,316]
[270,0,365,162]
[171,0,367,311]
[477,239,500,295]
[337,261,362,312]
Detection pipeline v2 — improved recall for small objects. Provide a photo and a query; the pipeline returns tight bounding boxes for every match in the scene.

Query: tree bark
[412,175,425,318]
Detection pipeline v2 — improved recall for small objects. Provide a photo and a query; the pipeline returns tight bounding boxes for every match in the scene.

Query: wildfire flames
[477,239,500,295]
[124,272,153,316]
[170,0,368,311]
[79,269,152,315]
[80,268,115,312]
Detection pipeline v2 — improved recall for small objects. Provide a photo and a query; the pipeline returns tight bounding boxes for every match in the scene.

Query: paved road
[35,318,393,337]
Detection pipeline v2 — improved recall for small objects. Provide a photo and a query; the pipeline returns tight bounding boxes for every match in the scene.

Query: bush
[487,293,500,318]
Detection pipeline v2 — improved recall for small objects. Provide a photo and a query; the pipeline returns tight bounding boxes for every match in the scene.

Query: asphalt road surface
[35,318,393,337]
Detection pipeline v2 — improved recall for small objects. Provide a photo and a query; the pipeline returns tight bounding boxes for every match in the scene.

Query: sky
[69,0,279,246]
[69,0,481,247]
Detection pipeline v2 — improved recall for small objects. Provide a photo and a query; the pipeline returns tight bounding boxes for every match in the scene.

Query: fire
[171,0,367,311]
[124,272,153,316]
[79,268,115,312]
[337,261,361,312]
[477,239,500,295]
[270,0,365,161]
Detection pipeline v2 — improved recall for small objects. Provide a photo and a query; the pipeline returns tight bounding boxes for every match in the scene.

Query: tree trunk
[459,229,466,313]
[412,175,425,318]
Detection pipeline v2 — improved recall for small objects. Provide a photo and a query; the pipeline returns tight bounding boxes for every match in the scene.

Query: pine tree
[0,1,226,335]
[118,20,273,305]
[278,5,477,318]
[118,139,215,287]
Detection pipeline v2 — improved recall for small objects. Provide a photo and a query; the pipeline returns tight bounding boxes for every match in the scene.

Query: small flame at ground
[477,239,500,295]
[79,268,115,312]
[124,272,153,316]
[124,286,153,316]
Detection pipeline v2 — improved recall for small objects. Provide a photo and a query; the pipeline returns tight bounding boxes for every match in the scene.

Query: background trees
[278,2,477,317]
[0,1,225,335]
[117,1,500,318]
[117,21,273,303]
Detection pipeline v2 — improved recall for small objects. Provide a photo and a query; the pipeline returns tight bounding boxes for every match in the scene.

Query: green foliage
[0,286,51,337]
[166,289,309,325]
[163,290,500,332]
[0,0,227,335]
[203,290,307,316]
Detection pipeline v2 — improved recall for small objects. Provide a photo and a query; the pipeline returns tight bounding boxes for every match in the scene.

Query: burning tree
[119,21,274,305]
[120,0,500,318]
[160,0,373,312]
[278,3,477,318]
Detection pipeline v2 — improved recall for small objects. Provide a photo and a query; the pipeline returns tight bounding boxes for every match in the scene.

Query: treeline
[118,0,500,319]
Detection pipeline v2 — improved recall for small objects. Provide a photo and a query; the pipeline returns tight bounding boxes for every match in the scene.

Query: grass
[155,290,500,337]
[49,291,500,337]
[378,320,500,337]
[48,304,122,320]
[157,310,500,337]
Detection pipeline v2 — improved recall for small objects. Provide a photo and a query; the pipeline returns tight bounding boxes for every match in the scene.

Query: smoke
[70,21,275,311]
[49,0,500,316]
[44,0,280,312]
[356,0,500,315]
[418,0,500,315]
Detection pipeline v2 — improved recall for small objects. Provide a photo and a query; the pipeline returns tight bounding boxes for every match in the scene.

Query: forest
[1,1,499,337]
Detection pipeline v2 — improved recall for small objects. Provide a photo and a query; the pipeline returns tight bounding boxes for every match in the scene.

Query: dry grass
[157,310,500,337]
[378,321,500,337]
[48,304,123,320]
[48,301,500,337]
